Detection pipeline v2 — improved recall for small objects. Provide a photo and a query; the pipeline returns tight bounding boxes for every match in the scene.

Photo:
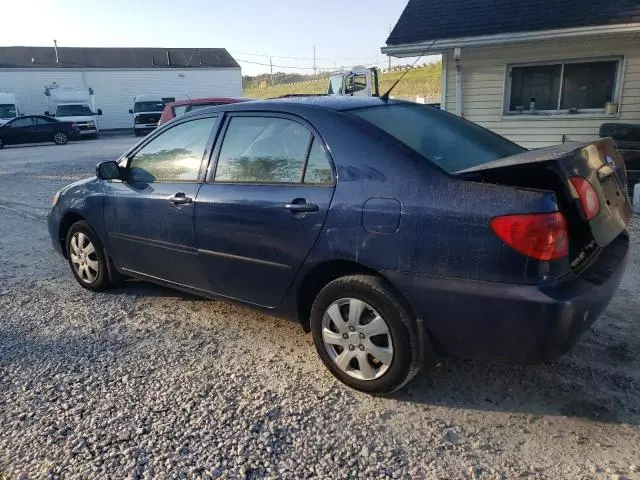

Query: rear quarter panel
[298,111,560,283]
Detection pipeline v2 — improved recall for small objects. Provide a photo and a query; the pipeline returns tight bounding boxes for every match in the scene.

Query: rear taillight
[570,176,600,220]
[490,212,568,261]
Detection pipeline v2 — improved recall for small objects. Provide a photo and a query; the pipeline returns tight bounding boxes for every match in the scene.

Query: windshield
[135,101,165,113]
[0,104,17,119]
[349,103,525,173]
[56,105,93,117]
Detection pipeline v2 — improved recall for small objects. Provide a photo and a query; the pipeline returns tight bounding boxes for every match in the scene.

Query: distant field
[243,64,441,100]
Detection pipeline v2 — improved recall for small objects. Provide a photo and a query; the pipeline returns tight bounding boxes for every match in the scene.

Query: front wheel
[53,131,69,145]
[310,275,417,394]
[66,221,112,291]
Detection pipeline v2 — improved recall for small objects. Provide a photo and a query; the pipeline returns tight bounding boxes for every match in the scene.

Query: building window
[506,59,621,114]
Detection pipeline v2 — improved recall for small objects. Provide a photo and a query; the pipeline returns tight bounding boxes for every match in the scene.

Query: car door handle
[169,193,193,205]
[283,201,319,213]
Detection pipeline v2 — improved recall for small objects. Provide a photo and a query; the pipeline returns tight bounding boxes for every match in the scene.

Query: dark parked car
[0,115,80,148]
[48,98,631,393]
[158,97,251,126]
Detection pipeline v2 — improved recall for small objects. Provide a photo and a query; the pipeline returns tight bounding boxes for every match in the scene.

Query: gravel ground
[0,137,639,480]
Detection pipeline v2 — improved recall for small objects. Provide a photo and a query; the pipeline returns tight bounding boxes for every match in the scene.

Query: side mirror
[97,109,103,116]
[96,161,122,180]
[128,109,133,114]
[44,111,50,116]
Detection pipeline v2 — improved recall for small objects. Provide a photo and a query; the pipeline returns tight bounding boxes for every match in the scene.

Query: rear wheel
[310,275,416,394]
[66,221,112,291]
[53,131,69,145]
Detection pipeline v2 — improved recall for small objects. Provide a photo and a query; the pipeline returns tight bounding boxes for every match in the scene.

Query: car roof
[166,97,250,107]
[180,96,407,119]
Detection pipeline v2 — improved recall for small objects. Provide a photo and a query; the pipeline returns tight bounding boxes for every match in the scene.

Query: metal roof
[0,47,239,69]
[386,0,640,46]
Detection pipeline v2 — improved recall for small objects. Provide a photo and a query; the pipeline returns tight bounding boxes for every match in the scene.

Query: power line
[230,50,388,62]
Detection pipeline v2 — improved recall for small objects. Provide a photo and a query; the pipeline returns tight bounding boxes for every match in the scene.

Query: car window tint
[350,104,525,173]
[172,105,188,117]
[304,140,333,184]
[34,117,55,125]
[11,117,34,127]
[129,117,215,183]
[215,116,312,183]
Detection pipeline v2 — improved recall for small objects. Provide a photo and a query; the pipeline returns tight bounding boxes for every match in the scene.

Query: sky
[0,0,435,76]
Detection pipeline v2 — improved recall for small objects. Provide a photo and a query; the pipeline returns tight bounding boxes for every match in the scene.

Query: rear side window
[304,140,333,184]
[172,105,188,117]
[349,104,525,173]
[129,117,216,183]
[214,117,313,183]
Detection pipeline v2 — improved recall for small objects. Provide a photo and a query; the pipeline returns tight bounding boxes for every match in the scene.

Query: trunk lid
[458,139,632,249]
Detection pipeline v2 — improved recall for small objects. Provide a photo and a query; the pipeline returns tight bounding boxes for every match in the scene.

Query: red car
[158,97,250,125]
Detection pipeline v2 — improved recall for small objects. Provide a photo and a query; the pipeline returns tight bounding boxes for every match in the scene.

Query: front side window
[128,117,216,183]
[214,116,312,183]
[9,117,33,127]
[508,59,620,113]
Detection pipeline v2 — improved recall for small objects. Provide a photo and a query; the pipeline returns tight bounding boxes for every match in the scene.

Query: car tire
[0,137,4,149]
[65,221,112,291]
[53,131,69,145]
[310,275,417,394]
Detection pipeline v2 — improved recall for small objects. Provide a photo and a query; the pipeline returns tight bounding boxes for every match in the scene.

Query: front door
[104,116,218,289]
[194,114,336,307]
[2,116,35,145]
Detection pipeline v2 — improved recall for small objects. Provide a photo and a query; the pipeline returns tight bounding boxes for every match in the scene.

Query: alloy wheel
[321,298,394,381]
[54,132,68,145]
[69,232,99,283]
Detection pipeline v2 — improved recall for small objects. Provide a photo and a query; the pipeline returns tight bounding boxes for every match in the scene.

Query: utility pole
[270,57,273,85]
[313,45,316,75]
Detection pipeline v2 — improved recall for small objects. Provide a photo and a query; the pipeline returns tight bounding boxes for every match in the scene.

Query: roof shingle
[0,47,239,69]
[387,0,640,46]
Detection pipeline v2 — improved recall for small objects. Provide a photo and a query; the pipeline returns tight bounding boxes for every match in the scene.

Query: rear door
[194,113,336,307]
[32,116,58,141]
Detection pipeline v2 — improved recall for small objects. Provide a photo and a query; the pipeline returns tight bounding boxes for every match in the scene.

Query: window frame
[503,56,624,117]
[206,112,336,187]
[120,114,220,184]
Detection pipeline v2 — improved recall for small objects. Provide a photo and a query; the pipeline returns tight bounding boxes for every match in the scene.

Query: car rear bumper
[384,232,630,363]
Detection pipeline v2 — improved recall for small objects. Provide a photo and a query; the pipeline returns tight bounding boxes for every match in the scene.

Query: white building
[0,46,242,130]
[382,0,640,150]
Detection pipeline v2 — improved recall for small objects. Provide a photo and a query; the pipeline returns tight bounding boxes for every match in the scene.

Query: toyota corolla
[48,97,631,393]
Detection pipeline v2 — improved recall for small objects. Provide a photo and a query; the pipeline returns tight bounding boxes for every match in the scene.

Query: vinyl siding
[443,34,640,148]
[0,68,241,130]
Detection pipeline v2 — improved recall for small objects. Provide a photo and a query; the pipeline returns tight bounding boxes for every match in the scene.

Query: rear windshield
[349,103,525,173]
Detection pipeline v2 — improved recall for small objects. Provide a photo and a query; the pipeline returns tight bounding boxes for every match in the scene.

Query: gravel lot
[0,136,639,480]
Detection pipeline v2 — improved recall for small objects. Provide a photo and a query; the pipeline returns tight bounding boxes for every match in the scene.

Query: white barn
[0,46,242,130]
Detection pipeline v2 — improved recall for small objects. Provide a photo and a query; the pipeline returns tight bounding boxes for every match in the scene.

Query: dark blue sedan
[48,97,631,393]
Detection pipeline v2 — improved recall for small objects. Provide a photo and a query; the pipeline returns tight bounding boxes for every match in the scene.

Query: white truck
[44,85,102,137]
[129,95,174,136]
[0,93,22,125]
[327,67,379,97]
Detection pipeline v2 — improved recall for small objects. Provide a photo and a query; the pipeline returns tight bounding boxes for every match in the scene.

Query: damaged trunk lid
[458,138,632,258]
